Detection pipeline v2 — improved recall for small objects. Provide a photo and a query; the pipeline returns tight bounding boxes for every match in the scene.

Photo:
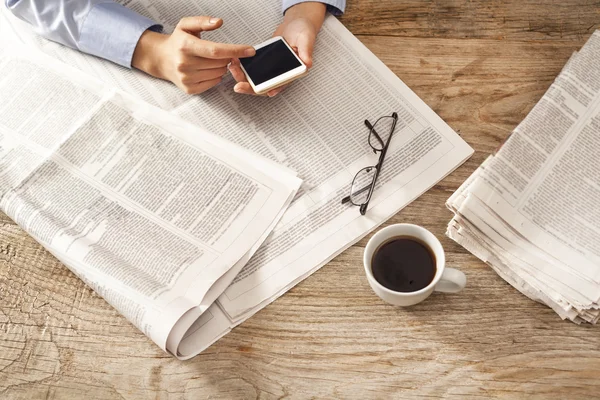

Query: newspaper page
[0,46,301,356]
[2,1,474,358]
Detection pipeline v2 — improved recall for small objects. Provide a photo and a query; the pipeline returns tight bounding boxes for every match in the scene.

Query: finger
[183,76,223,95]
[194,57,230,70]
[187,38,255,59]
[233,82,258,95]
[177,56,230,73]
[296,34,315,68]
[267,86,286,97]
[228,59,248,83]
[177,16,223,33]
[182,67,228,84]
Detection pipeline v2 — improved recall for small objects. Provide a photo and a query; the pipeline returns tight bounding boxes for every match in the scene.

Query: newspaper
[0,45,301,355]
[1,1,473,358]
[447,32,600,323]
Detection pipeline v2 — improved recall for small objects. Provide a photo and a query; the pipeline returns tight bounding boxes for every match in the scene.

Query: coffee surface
[371,236,436,292]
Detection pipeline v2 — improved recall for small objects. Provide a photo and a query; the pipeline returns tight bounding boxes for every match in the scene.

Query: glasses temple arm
[365,119,385,148]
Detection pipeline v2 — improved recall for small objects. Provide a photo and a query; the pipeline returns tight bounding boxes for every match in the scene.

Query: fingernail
[244,48,256,57]
[209,17,220,24]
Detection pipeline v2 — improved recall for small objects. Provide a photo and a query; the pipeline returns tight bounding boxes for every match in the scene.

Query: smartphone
[239,36,307,95]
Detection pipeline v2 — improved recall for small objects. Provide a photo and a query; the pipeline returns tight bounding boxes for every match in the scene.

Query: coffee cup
[363,224,466,306]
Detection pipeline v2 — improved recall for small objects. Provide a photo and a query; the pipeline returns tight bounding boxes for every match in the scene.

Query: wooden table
[2,1,600,398]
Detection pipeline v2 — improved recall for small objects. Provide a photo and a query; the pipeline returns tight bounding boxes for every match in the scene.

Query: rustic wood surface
[2,1,600,399]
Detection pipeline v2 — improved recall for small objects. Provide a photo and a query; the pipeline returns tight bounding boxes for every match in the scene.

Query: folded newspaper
[447,31,600,324]
[1,0,473,358]
[0,45,302,355]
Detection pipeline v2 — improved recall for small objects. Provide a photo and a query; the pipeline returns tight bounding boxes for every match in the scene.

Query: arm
[5,1,256,94]
[229,1,346,97]
[282,0,346,16]
[5,0,162,68]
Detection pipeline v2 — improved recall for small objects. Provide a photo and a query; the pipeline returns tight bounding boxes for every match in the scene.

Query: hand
[229,2,326,97]
[132,16,256,95]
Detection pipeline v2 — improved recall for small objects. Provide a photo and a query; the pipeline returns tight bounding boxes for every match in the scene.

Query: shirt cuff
[282,0,346,16]
[78,2,163,68]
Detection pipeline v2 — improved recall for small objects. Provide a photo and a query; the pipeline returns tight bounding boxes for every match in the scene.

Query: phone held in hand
[239,36,307,95]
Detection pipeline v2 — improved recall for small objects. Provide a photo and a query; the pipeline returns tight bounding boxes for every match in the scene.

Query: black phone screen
[240,39,302,85]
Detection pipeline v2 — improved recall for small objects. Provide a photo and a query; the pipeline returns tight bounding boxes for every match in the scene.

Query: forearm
[5,0,162,68]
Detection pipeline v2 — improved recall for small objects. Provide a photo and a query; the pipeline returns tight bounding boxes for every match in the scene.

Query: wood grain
[2,1,600,399]
[340,0,600,40]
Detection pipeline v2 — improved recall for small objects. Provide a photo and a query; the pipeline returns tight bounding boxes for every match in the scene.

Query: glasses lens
[368,116,395,151]
[350,166,376,205]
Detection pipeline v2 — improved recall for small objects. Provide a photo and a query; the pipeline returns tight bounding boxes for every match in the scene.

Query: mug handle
[434,268,466,293]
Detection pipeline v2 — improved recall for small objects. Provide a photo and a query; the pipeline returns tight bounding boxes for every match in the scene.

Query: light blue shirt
[4,0,346,68]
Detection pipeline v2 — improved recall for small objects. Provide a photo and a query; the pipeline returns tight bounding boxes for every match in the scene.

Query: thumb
[176,16,223,34]
[296,34,315,68]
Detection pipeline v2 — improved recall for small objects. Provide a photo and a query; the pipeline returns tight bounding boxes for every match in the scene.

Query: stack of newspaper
[447,31,600,324]
[1,0,473,359]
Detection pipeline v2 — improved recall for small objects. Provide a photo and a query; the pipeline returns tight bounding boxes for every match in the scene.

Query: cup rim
[363,223,446,297]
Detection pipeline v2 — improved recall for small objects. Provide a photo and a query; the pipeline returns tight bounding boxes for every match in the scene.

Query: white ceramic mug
[364,224,466,306]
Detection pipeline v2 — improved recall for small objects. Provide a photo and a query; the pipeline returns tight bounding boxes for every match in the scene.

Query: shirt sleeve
[282,0,346,16]
[4,0,162,68]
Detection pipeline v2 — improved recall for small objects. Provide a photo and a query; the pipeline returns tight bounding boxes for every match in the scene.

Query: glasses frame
[341,112,398,215]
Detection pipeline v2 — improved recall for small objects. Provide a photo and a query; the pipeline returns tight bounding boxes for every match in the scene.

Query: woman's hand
[132,16,256,95]
[229,2,327,97]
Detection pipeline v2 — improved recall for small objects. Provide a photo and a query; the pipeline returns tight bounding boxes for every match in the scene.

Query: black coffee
[371,236,436,292]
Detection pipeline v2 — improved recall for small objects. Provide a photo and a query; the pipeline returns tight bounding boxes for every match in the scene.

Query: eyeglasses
[341,112,398,215]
